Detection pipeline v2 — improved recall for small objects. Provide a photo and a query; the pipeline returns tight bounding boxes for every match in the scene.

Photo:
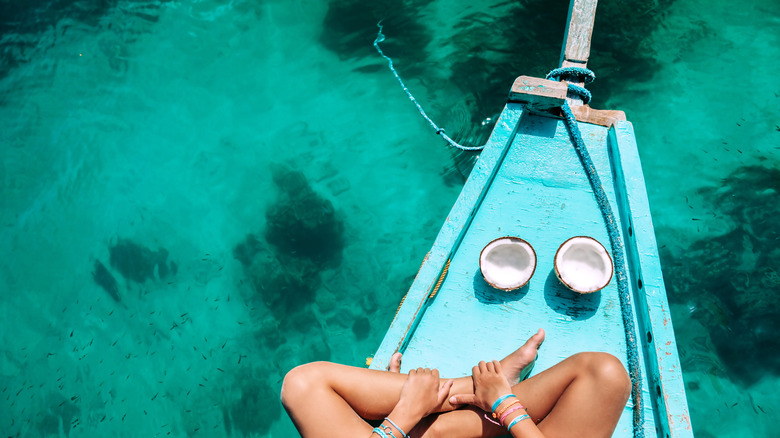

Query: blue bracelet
[372,427,390,438]
[506,414,530,432]
[377,423,397,438]
[491,394,516,412]
[384,417,408,438]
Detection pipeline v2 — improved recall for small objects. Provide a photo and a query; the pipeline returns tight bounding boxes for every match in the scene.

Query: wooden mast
[559,0,598,70]
[558,0,598,107]
[559,0,626,125]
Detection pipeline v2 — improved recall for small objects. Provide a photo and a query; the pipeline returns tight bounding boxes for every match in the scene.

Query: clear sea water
[1,0,778,437]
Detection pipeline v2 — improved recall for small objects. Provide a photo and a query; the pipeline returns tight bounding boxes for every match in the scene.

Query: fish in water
[92,259,121,302]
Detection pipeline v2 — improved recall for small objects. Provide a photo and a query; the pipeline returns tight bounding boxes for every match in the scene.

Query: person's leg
[280,330,544,438]
[416,352,631,438]
[282,361,410,438]
[532,352,630,438]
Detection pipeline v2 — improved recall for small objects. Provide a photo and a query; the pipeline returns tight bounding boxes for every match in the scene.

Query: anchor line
[373,23,485,151]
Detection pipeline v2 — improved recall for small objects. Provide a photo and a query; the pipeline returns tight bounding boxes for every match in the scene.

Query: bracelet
[372,427,390,438]
[379,423,398,438]
[500,405,525,425]
[506,414,530,432]
[384,417,408,438]
[493,400,521,420]
[491,394,516,412]
[483,412,502,426]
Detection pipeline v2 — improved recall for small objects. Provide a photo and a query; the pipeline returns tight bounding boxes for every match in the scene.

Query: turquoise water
[1,0,777,437]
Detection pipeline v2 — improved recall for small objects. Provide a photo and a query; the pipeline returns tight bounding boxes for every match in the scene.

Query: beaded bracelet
[384,417,408,438]
[491,394,516,412]
[506,414,530,432]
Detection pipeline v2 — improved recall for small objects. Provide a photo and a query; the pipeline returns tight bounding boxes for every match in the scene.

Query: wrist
[491,394,516,412]
[504,409,531,432]
[499,404,525,425]
[387,405,422,434]
[501,405,526,422]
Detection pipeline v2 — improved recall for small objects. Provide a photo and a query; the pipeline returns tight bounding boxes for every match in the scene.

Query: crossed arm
[380,361,543,438]
[371,368,453,438]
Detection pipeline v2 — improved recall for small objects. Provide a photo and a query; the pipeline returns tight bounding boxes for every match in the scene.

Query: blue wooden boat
[370,1,693,437]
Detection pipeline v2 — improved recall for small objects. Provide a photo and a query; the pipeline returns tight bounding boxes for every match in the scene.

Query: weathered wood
[556,0,599,107]
[559,0,598,67]
[508,76,567,110]
[509,76,627,127]
[569,104,626,127]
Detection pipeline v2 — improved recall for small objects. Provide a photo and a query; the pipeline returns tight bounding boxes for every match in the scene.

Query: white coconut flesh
[555,237,613,293]
[480,238,536,290]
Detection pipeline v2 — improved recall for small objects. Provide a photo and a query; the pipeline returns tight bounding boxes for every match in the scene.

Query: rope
[393,293,408,319]
[552,68,644,438]
[428,259,451,299]
[546,67,595,104]
[373,23,485,151]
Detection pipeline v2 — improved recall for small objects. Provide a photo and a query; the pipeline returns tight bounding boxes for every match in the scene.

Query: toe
[526,328,545,350]
[389,352,402,373]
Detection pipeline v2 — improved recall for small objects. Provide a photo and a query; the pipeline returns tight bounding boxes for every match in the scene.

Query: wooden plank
[559,0,598,66]
[569,104,626,127]
[508,76,567,110]
[608,122,694,437]
[507,77,626,127]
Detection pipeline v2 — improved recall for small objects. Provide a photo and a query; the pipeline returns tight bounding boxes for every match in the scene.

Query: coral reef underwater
[265,164,345,268]
[222,369,281,437]
[661,166,780,385]
[108,238,177,284]
[91,238,177,302]
[234,164,345,324]
[228,165,346,434]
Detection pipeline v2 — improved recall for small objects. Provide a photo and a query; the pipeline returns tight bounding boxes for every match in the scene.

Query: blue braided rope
[547,67,596,83]
[546,67,595,104]
[373,22,485,151]
[557,88,644,435]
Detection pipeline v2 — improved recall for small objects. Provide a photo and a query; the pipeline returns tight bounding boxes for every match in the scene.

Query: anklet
[384,417,408,438]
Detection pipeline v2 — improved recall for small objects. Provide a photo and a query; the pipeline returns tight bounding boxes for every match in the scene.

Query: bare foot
[500,328,545,385]
[389,352,402,373]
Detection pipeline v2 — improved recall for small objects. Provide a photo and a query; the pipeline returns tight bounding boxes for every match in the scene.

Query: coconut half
[480,237,536,291]
[554,236,613,293]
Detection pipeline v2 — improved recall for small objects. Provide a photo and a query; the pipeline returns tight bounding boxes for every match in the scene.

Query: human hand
[448,360,514,413]
[393,367,454,421]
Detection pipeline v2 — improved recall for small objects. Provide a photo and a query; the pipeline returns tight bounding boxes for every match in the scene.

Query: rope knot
[546,67,595,83]
[546,67,595,104]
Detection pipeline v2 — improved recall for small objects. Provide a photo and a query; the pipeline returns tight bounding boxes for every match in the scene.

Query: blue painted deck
[371,103,692,437]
